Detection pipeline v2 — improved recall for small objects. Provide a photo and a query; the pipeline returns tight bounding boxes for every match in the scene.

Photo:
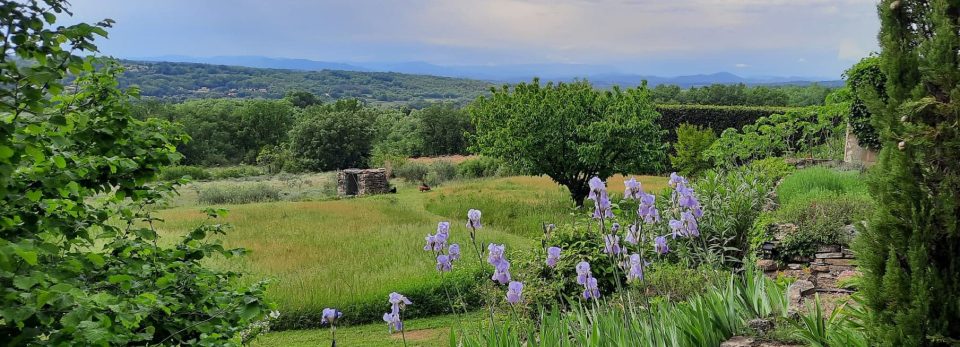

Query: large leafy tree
[854,0,960,345]
[0,1,272,345]
[469,79,666,206]
[289,105,378,171]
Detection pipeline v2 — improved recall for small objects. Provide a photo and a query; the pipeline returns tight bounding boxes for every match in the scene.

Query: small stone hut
[337,168,390,196]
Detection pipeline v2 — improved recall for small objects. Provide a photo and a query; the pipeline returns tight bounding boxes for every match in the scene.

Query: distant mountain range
[131,55,843,88]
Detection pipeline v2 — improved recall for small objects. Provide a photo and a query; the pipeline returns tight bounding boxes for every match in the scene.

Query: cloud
[67,0,881,77]
[735,63,750,68]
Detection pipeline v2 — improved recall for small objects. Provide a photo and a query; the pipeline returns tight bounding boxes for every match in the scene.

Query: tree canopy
[469,79,666,206]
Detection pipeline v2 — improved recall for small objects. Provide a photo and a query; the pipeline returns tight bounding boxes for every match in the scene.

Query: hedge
[655,104,800,142]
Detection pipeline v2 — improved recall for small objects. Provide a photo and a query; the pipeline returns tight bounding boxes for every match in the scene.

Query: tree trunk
[568,183,590,208]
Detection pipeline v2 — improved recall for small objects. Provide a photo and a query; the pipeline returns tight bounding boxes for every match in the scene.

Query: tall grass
[776,167,868,205]
[155,177,560,329]
[197,182,282,205]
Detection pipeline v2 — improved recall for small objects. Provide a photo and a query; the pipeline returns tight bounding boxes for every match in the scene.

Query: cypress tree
[854,0,960,345]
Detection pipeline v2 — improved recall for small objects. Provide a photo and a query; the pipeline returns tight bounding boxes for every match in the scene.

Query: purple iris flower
[423,233,439,252]
[638,192,660,224]
[383,309,403,332]
[506,281,524,304]
[669,172,688,188]
[610,222,621,233]
[625,224,641,245]
[467,209,482,229]
[603,234,622,255]
[491,260,512,284]
[384,292,411,332]
[681,211,700,237]
[576,261,592,285]
[448,244,461,261]
[588,177,606,201]
[626,254,645,283]
[389,292,412,307]
[321,308,342,325]
[436,254,452,272]
[437,221,450,234]
[546,246,561,268]
[487,243,507,268]
[624,177,643,200]
[669,219,684,238]
[582,277,601,300]
[654,236,670,255]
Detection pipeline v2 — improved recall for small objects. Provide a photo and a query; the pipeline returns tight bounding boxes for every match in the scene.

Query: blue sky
[68,0,881,78]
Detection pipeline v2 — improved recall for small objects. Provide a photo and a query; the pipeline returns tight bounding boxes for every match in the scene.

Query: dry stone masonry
[756,223,859,314]
[337,168,390,196]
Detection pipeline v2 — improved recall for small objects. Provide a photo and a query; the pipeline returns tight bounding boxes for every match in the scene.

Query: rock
[787,263,803,270]
[772,223,798,241]
[817,245,841,253]
[841,224,859,237]
[758,343,804,347]
[721,336,756,347]
[811,264,830,273]
[757,259,778,271]
[788,280,815,313]
[816,252,844,259]
[816,275,838,289]
[824,258,855,266]
[748,318,774,335]
[842,248,855,258]
[789,255,812,263]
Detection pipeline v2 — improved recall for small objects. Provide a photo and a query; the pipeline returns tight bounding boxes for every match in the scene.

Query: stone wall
[337,168,390,196]
[756,223,859,313]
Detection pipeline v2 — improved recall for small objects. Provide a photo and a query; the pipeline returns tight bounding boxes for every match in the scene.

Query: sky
[68,0,881,78]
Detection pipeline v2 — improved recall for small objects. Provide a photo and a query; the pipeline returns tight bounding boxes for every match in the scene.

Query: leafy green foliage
[789,295,868,347]
[288,106,378,171]
[650,83,835,107]
[843,57,885,150]
[470,79,666,205]
[118,60,492,104]
[654,104,798,142]
[461,272,788,347]
[704,92,849,166]
[670,123,717,176]
[457,156,513,179]
[775,190,873,261]
[134,98,295,166]
[414,103,473,156]
[853,1,960,344]
[0,2,272,344]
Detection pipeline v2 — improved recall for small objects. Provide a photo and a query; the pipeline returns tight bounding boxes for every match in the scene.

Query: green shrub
[160,165,211,181]
[393,161,430,183]
[458,156,505,178]
[429,160,458,183]
[272,268,485,330]
[776,167,868,206]
[655,104,798,142]
[197,182,282,205]
[670,123,717,176]
[704,97,848,166]
[775,190,873,260]
[641,263,727,301]
[746,157,796,181]
[209,165,266,179]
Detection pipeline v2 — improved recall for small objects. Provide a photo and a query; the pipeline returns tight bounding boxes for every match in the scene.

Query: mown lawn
[252,312,485,347]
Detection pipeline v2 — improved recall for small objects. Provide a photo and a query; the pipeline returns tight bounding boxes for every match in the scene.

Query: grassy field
[152,174,667,329]
[252,312,485,347]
